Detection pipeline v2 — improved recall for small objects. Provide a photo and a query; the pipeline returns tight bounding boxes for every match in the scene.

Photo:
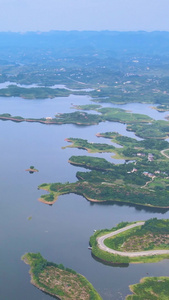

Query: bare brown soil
[122,233,169,252]
[38,266,92,300]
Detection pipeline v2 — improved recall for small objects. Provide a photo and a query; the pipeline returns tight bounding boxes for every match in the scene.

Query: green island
[22,252,101,300]
[89,218,169,265]
[38,132,169,208]
[0,112,102,126]
[72,104,102,111]
[126,276,169,300]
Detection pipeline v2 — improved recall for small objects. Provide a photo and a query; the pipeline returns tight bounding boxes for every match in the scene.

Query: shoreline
[91,221,169,264]
[0,116,95,126]
[38,186,169,209]
[22,256,61,300]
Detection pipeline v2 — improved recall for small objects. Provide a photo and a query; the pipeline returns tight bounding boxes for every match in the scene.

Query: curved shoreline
[38,186,169,209]
[97,222,169,257]
[0,116,96,126]
[22,253,102,300]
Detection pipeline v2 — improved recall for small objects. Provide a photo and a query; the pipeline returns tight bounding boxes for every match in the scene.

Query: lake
[1,94,169,300]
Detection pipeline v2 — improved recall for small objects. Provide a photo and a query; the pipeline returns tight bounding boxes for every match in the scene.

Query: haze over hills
[1,31,169,60]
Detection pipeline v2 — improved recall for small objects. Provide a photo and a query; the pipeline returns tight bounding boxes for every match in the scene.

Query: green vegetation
[128,120,169,139]
[38,129,169,208]
[104,219,169,252]
[1,107,169,141]
[3,31,169,299]
[38,173,169,208]
[126,277,169,300]
[69,156,115,171]
[66,133,169,159]
[64,138,116,153]
[97,107,152,124]
[0,112,102,126]
[97,132,169,150]
[54,111,102,125]
[90,219,169,265]
[22,252,101,300]
[2,31,169,108]
[0,85,72,99]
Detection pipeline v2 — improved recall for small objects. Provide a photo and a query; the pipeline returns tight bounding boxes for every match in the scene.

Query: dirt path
[161,148,169,159]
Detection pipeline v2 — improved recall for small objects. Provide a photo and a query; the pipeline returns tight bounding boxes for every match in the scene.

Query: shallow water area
[1,95,169,300]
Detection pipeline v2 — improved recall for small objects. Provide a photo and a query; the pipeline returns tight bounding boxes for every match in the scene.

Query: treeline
[128,120,169,139]
[66,138,115,152]
[69,156,115,170]
[55,111,102,125]
[142,218,169,234]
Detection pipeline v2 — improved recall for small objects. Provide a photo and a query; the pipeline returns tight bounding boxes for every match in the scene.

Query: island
[0,112,102,126]
[25,166,39,174]
[22,252,102,300]
[72,104,102,110]
[126,276,169,299]
[89,218,169,265]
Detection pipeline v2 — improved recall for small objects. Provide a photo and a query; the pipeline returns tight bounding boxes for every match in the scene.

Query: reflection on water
[1,96,169,300]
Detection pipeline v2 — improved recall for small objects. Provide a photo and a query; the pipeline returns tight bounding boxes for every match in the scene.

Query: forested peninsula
[38,132,169,209]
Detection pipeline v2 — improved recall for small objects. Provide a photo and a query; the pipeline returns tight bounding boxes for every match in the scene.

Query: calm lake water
[1,94,169,300]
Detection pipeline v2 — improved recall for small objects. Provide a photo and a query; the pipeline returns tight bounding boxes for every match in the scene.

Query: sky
[0,0,169,32]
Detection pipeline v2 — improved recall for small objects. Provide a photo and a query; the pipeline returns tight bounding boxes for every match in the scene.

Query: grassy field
[126,277,169,299]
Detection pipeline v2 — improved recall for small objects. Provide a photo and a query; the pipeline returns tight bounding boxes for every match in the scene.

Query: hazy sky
[0,0,169,32]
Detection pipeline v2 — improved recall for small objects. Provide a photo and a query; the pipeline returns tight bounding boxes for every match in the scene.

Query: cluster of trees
[69,156,115,170]
[0,85,70,99]
[41,193,54,202]
[142,218,169,234]
[128,120,169,139]
[55,111,102,125]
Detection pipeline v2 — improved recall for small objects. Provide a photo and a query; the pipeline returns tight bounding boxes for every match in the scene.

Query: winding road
[97,222,169,257]
[161,148,169,159]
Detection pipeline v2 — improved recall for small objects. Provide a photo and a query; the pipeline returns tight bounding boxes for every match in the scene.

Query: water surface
[1,95,169,300]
